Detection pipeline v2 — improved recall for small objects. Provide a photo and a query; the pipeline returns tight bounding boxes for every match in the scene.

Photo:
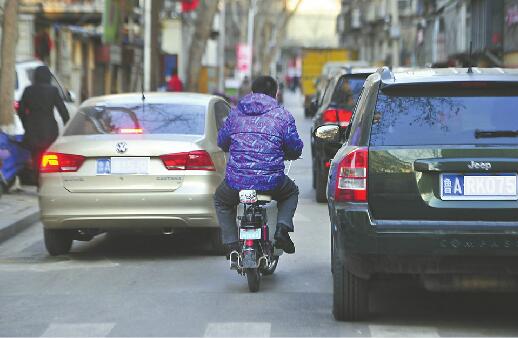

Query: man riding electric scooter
[214,76,304,264]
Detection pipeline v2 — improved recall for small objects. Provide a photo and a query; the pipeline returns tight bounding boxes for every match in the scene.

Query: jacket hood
[237,93,279,116]
[34,65,52,84]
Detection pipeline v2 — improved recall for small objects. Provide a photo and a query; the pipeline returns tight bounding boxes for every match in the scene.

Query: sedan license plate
[96,157,150,175]
[239,228,262,240]
[441,174,517,201]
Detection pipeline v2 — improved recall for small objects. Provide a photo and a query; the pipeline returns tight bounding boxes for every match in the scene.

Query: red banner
[181,0,200,12]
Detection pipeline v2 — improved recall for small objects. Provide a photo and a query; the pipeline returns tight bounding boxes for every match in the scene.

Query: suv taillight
[160,151,215,171]
[335,148,368,202]
[40,152,85,173]
[323,109,353,127]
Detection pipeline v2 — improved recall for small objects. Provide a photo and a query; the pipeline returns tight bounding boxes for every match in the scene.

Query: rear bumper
[331,203,518,276]
[39,190,218,230]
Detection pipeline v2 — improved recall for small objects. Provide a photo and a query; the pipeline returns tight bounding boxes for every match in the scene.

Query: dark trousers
[214,176,299,245]
[31,145,49,186]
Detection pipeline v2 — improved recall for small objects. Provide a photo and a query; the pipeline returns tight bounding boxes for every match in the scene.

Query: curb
[0,207,40,243]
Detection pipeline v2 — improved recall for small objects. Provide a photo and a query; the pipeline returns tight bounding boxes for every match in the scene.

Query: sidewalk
[0,186,40,243]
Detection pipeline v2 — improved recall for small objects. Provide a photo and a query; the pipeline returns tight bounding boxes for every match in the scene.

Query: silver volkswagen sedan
[39,93,230,255]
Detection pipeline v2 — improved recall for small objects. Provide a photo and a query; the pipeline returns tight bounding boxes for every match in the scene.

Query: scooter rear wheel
[246,268,260,292]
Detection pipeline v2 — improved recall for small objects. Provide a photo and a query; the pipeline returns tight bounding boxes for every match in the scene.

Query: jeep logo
[467,161,491,170]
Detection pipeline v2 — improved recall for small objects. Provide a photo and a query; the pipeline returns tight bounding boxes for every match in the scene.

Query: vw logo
[115,142,128,154]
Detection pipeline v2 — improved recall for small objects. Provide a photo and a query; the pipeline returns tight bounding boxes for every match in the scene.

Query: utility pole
[143,0,152,91]
[390,0,400,67]
[218,0,226,93]
[143,0,160,91]
[0,0,18,128]
[247,0,257,78]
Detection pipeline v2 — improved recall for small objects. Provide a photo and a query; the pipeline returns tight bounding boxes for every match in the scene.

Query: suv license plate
[239,228,262,240]
[440,174,517,201]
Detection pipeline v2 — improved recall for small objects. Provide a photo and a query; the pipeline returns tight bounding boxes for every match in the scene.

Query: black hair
[252,76,278,98]
[34,65,52,84]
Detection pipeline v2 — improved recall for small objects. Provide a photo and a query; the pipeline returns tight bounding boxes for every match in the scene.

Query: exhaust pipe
[162,227,174,235]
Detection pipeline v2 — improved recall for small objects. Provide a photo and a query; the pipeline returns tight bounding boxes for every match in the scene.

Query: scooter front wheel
[245,268,260,292]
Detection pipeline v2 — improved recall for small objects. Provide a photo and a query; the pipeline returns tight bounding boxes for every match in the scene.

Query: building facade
[338,0,514,68]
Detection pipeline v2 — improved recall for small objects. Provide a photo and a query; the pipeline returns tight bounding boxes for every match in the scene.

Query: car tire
[44,229,73,256]
[315,165,327,203]
[331,232,335,273]
[333,256,369,321]
[311,154,317,189]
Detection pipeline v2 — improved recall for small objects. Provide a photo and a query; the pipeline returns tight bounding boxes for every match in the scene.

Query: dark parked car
[305,61,369,118]
[310,68,376,202]
[315,67,518,321]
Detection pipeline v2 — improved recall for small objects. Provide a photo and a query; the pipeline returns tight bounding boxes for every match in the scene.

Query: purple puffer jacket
[218,93,303,191]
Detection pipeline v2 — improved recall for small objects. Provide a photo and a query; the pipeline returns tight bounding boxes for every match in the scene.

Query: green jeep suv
[316,67,518,321]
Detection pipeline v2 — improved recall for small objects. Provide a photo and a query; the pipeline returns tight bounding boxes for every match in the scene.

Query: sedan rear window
[370,88,518,146]
[64,103,206,136]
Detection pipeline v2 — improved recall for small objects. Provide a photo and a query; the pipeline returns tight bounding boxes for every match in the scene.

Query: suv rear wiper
[475,129,518,138]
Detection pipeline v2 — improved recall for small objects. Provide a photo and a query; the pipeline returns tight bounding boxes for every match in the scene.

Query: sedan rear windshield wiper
[475,129,518,138]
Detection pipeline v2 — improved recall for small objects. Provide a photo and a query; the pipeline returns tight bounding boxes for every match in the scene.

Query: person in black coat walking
[17,65,70,182]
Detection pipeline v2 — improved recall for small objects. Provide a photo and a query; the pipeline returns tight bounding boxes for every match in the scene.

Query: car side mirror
[66,90,77,103]
[314,124,341,143]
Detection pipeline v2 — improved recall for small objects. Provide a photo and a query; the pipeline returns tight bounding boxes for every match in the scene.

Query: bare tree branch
[186,0,221,92]
[261,0,303,75]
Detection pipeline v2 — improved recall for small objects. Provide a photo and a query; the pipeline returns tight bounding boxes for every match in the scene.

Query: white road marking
[0,259,119,272]
[204,322,271,337]
[41,323,115,337]
[369,324,440,337]
[0,223,42,256]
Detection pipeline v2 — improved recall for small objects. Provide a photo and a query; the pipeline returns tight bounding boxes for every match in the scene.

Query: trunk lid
[49,134,205,193]
[368,87,518,222]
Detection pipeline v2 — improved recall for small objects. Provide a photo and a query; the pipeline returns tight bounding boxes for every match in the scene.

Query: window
[331,76,366,110]
[214,101,230,131]
[65,103,206,136]
[370,87,518,146]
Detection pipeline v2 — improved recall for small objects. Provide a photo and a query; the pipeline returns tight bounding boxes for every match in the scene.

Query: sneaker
[274,225,295,254]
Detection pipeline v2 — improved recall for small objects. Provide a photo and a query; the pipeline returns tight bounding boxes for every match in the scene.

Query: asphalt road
[1,91,518,337]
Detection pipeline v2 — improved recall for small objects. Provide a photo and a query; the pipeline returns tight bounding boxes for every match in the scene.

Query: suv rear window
[370,87,518,146]
[64,103,206,136]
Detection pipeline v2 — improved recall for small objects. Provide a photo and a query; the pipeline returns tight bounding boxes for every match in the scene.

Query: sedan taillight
[160,151,215,171]
[335,148,368,202]
[40,152,85,173]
